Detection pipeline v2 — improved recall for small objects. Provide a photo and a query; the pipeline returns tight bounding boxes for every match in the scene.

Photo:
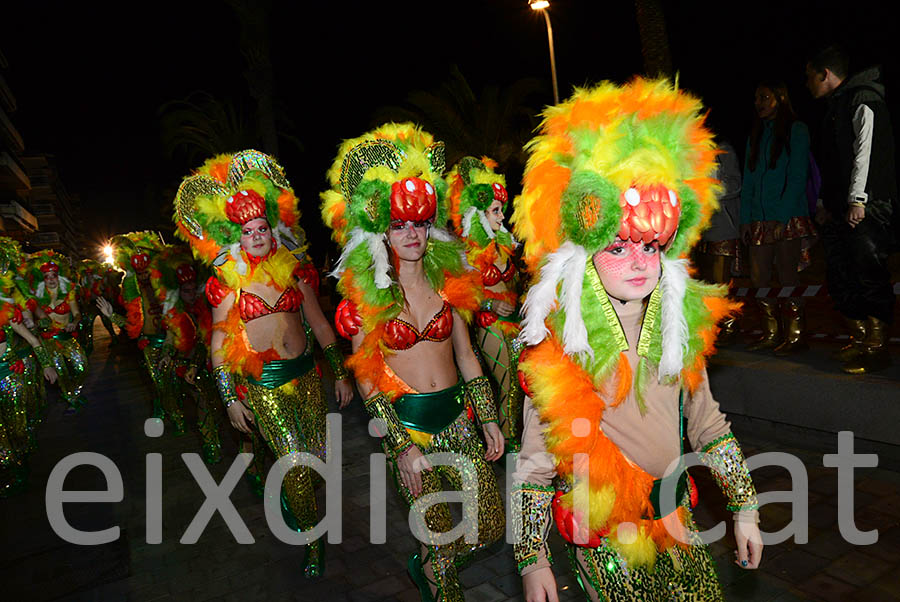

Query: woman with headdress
[102,231,184,430]
[21,250,87,413]
[172,150,353,578]
[1,238,57,495]
[322,123,505,602]
[76,259,105,356]
[447,157,524,451]
[511,80,763,601]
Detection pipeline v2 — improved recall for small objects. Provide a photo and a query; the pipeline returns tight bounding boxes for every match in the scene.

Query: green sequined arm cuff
[365,392,414,459]
[701,433,759,512]
[322,343,349,380]
[466,375,498,424]
[513,483,555,574]
[32,344,52,369]
[213,365,239,409]
[109,313,126,328]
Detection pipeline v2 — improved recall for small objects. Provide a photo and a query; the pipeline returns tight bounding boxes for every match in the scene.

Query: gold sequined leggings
[392,412,505,602]
[1,371,28,469]
[44,336,87,408]
[142,345,185,431]
[476,324,524,450]
[567,514,723,602]
[243,367,327,532]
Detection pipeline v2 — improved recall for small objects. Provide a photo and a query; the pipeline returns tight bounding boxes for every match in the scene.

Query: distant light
[103,244,114,265]
[530,0,550,9]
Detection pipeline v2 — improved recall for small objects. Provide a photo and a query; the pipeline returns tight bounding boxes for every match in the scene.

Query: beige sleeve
[513,396,557,486]
[684,368,732,452]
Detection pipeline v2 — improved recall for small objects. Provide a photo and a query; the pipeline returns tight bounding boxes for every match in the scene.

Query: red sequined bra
[238,287,304,322]
[42,302,71,315]
[383,301,453,351]
[481,260,516,287]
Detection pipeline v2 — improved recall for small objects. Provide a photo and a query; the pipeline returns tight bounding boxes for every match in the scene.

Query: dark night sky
[2,0,896,260]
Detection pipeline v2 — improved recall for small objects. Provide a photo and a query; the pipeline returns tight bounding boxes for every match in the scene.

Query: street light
[103,244,114,265]
[529,0,559,104]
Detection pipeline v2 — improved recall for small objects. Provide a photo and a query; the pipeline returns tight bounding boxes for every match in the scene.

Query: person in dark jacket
[806,45,897,374]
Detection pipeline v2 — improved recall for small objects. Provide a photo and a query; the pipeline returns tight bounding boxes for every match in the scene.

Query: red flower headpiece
[40,262,59,274]
[175,264,196,285]
[225,189,268,226]
[390,177,436,223]
[130,253,150,272]
[492,182,508,204]
[617,184,681,246]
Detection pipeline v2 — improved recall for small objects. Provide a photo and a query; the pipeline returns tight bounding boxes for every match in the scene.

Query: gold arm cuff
[466,375,497,424]
[365,392,414,458]
[512,483,555,573]
[701,433,759,511]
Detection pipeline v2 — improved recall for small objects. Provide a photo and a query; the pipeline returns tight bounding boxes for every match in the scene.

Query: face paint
[593,238,661,302]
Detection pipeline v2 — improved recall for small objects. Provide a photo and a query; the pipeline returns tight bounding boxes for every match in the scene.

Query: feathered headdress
[151,244,199,354]
[446,156,515,249]
[172,150,309,287]
[0,237,25,311]
[110,231,165,338]
[23,249,74,302]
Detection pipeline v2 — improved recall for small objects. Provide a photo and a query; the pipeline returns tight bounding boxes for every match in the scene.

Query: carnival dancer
[76,259,105,356]
[106,232,187,430]
[322,123,505,601]
[20,250,87,412]
[99,266,124,346]
[1,240,57,496]
[447,157,524,451]
[156,245,224,463]
[173,149,353,578]
[511,80,763,601]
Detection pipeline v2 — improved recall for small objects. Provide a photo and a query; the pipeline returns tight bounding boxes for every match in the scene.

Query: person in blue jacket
[741,81,814,354]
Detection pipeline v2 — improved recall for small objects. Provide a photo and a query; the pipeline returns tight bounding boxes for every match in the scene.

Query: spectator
[806,46,897,374]
[740,81,814,355]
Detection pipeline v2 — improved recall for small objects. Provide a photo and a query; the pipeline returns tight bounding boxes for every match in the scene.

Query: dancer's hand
[227,402,255,434]
[96,297,113,318]
[43,367,58,384]
[494,300,515,317]
[184,365,197,384]
[734,516,764,569]
[523,567,559,602]
[334,378,353,409]
[64,321,76,333]
[482,421,504,461]
[158,354,171,372]
[397,445,432,498]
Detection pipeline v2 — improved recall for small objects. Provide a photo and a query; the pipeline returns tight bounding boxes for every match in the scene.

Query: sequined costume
[322,124,504,601]
[20,250,87,411]
[174,149,345,578]
[511,80,759,600]
[1,239,51,496]
[75,259,106,356]
[153,245,224,462]
[447,157,525,451]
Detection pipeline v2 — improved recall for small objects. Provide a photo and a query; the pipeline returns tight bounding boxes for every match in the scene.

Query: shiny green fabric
[649,471,688,520]
[393,381,465,434]
[248,354,315,389]
[141,334,165,348]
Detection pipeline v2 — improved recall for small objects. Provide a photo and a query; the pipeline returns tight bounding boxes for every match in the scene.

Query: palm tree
[158,91,255,165]
[373,65,545,176]
[634,0,673,78]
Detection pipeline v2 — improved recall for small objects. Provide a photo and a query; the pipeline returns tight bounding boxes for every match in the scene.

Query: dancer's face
[44,271,59,290]
[180,280,197,303]
[485,200,504,232]
[388,219,430,262]
[593,238,661,302]
[240,218,273,258]
[754,86,778,121]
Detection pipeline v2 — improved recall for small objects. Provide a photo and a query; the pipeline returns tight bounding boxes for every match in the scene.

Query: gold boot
[775,298,808,355]
[717,316,739,347]
[843,316,892,374]
[832,318,867,362]
[747,298,781,351]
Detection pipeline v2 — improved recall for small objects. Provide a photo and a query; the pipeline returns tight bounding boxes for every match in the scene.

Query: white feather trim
[330,228,368,279]
[519,241,589,350]
[163,289,179,314]
[428,227,455,243]
[36,282,45,299]
[460,207,478,238]
[477,211,497,239]
[0,294,14,304]
[658,255,689,380]
[229,243,247,276]
[366,232,392,289]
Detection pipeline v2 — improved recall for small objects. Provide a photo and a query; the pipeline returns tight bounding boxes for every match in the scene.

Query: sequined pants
[392,412,505,602]
[177,364,223,462]
[77,312,96,356]
[243,367,327,533]
[567,514,723,602]
[1,363,33,496]
[44,336,87,408]
[141,344,185,431]
[476,324,524,450]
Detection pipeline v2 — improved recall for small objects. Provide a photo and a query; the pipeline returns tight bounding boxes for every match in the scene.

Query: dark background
[2,0,896,262]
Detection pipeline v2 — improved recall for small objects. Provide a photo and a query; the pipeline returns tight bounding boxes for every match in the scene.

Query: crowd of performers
[1,79,770,600]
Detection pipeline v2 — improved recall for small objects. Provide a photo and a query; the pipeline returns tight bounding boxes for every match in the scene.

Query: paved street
[2,322,899,602]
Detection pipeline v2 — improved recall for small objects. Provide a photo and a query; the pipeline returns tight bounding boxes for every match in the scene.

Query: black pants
[821,201,895,324]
